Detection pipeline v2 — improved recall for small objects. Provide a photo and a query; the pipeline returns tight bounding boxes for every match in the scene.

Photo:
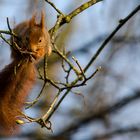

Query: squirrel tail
[0,60,36,136]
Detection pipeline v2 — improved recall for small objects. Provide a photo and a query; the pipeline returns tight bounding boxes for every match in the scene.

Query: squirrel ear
[29,14,36,27]
[29,11,45,28]
[39,11,45,28]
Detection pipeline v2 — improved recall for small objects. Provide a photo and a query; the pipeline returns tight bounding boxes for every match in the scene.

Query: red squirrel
[0,12,52,136]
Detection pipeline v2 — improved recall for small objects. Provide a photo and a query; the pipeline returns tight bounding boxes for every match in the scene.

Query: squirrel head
[11,11,52,62]
[27,11,52,62]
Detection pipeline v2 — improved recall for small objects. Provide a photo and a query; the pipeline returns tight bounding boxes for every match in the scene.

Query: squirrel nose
[29,44,36,52]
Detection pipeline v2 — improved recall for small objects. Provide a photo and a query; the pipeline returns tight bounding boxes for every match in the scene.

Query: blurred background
[0,0,140,140]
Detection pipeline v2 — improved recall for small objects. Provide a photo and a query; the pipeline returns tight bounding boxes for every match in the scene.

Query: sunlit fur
[0,12,51,135]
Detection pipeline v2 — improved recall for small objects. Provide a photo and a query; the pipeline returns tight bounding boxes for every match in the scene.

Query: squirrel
[0,11,52,136]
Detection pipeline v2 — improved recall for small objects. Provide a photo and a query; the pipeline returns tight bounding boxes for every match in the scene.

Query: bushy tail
[0,60,36,136]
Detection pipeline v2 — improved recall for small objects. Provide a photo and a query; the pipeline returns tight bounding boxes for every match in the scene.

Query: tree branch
[43,4,140,125]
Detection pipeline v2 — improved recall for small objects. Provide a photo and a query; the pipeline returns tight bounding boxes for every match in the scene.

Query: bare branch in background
[51,90,140,138]
[93,126,140,140]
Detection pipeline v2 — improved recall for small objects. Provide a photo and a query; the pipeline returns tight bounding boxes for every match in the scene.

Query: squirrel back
[0,11,51,136]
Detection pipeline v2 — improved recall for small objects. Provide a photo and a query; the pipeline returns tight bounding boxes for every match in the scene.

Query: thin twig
[6,17,12,33]
[53,45,80,76]
[45,77,61,90]
[45,0,64,15]
[61,66,101,90]
[25,82,46,109]
[72,56,86,80]
[65,67,72,84]
[41,90,61,121]
[0,33,11,46]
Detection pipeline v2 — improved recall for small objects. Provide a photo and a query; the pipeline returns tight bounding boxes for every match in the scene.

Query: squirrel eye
[39,39,42,43]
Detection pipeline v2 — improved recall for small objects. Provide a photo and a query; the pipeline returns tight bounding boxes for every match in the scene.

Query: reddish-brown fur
[0,60,36,135]
[0,12,51,136]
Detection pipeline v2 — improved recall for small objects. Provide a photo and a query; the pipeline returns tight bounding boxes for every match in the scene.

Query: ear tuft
[39,11,45,28]
[29,11,45,28]
[29,13,37,27]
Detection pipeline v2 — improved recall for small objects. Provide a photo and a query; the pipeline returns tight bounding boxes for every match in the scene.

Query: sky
[0,0,140,139]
